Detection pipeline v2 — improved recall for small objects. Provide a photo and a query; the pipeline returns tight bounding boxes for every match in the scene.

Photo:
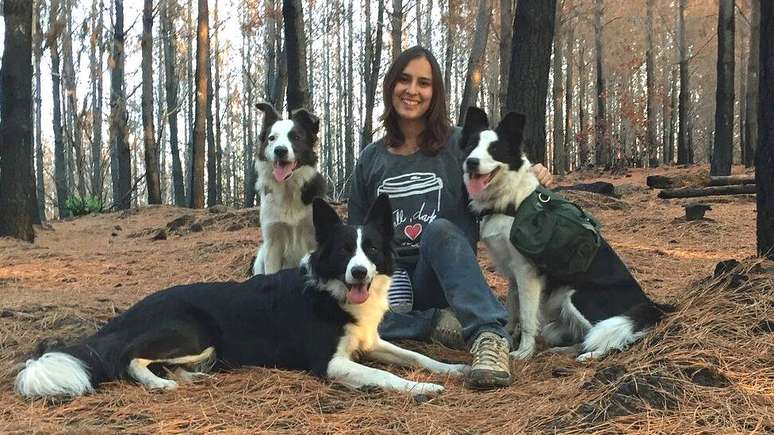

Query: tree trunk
[361,0,385,150]
[344,0,355,192]
[505,0,557,164]
[659,184,756,199]
[90,0,105,201]
[206,32,217,206]
[563,20,575,173]
[757,0,774,258]
[498,0,514,122]
[677,0,691,165]
[710,0,735,177]
[444,0,453,102]
[48,0,68,217]
[552,4,565,175]
[593,0,608,167]
[33,0,45,221]
[142,0,161,204]
[185,0,194,205]
[746,0,760,168]
[283,0,311,112]
[645,0,656,165]
[214,0,223,205]
[156,27,167,203]
[0,0,36,242]
[110,0,131,210]
[162,0,186,206]
[191,0,209,209]
[241,31,256,208]
[457,0,492,125]
[391,0,403,60]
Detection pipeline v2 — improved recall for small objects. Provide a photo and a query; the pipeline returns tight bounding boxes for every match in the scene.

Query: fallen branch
[658,184,756,199]
[708,175,756,186]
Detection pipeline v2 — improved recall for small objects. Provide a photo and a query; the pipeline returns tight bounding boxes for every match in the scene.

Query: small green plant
[64,195,104,216]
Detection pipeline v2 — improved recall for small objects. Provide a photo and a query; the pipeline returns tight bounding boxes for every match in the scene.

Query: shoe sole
[464,370,512,390]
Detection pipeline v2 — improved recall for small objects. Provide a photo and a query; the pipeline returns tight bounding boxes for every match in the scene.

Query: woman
[348,46,552,390]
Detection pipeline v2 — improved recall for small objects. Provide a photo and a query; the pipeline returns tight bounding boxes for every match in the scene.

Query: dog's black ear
[364,193,393,241]
[460,106,489,148]
[290,108,320,137]
[496,112,526,151]
[256,102,281,142]
[312,198,341,243]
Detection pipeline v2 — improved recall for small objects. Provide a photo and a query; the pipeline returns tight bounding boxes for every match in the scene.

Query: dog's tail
[579,302,673,360]
[15,340,101,398]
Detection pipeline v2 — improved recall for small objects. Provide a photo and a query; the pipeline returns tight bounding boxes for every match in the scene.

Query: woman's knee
[421,218,463,249]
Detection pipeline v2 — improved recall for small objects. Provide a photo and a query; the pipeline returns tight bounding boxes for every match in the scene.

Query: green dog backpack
[501,186,602,276]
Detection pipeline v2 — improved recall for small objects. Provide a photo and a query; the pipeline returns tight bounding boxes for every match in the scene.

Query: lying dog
[16,195,467,398]
[460,106,671,362]
[252,102,326,275]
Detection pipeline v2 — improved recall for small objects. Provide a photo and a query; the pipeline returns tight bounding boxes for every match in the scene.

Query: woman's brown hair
[380,46,451,155]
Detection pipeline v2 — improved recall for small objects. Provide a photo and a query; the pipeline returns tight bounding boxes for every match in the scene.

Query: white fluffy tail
[577,316,646,361]
[15,352,94,398]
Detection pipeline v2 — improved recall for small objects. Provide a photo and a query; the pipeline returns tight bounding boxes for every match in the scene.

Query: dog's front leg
[366,339,469,377]
[327,356,445,396]
[510,262,544,360]
[505,281,520,340]
[262,227,283,274]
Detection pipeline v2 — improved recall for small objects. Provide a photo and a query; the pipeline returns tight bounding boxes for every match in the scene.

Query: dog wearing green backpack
[460,106,673,362]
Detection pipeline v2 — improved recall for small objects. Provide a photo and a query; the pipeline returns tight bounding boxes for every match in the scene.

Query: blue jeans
[378,218,512,349]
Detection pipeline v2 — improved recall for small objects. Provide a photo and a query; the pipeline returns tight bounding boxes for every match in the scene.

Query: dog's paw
[148,378,178,391]
[442,363,470,377]
[575,351,600,362]
[509,347,535,360]
[409,382,445,396]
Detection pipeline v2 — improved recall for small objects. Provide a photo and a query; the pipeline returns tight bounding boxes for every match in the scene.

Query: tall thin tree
[745,0,760,168]
[110,0,131,210]
[143,0,162,203]
[0,0,36,242]
[710,0,735,176]
[283,0,311,111]
[163,0,186,206]
[593,0,608,167]
[49,0,68,216]
[33,0,45,220]
[190,0,209,208]
[90,0,105,200]
[645,0,656,165]
[677,0,692,164]
[391,0,403,60]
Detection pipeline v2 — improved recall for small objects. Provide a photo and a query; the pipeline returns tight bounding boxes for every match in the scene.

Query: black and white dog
[16,195,467,398]
[252,102,327,275]
[460,106,671,362]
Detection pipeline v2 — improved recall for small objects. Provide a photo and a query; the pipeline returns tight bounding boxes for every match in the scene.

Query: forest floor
[1,164,772,434]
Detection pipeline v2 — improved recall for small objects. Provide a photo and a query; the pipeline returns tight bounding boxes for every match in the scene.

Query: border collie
[252,102,326,275]
[16,194,467,398]
[459,106,671,362]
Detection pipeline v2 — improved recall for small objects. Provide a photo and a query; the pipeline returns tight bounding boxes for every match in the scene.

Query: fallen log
[646,175,679,189]
[708,175,756,186]
[658,184,756,199]
[556,181,618,197]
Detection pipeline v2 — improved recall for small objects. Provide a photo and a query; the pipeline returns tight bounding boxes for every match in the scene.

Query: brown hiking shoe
[429,308,466,350]
[465,332,512,390]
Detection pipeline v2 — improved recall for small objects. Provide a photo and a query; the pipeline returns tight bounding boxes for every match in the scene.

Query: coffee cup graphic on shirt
[377,173,444,245]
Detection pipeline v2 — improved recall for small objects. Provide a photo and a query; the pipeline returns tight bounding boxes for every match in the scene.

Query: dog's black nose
[351,266,367,281]
[466,158,480,172]
[274,146,288,159]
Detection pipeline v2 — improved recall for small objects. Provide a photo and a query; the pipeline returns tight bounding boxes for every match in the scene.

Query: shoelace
[471,334,508,370]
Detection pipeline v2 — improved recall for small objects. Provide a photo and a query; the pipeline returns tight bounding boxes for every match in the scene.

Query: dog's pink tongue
[466,176,488,197]
[346,284,369,304]
[273,163,294,182]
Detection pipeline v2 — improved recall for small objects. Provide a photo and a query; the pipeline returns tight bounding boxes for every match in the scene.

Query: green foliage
[64,196,104,216]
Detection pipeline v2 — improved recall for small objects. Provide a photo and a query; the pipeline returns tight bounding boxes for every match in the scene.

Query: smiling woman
[349,46,517,391]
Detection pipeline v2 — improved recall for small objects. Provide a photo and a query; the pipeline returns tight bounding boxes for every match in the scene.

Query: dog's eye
[288,132,299,140]
[367,246,379,256]
[268,135,276,141]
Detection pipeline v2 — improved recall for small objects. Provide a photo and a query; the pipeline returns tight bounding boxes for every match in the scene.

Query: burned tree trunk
[90,0,105,201]
[0,0,36,241]
[191,0,209,209]
[33,0,45,221]
[142,0,161,204]
[593,0,608,167]
[283,0,311,111]
[361,0,385,149]
[746,0,760,168]
[163,0,186,206]
[710,0,735,177]
[677,0,692,165]
[110,0,131,210]
[49,0,68,216]
[391,0,403,60]
[505,0,557,164]
[756,0,774,258]
[645,0,656,165]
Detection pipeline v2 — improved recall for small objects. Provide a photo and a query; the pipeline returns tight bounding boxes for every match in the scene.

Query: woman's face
[391,57,433,122]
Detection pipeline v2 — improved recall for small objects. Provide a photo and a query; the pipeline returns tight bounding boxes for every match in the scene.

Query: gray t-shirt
[348,128,477,268]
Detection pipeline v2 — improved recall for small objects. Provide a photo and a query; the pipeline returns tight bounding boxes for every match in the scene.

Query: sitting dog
[459,106,671,362]
[252,102,327,275]
[16,195,467,398]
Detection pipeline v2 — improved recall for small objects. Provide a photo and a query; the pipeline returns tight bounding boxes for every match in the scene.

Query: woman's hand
[530,163,555,189]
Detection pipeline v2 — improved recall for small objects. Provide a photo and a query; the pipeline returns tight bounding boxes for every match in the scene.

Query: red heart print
[404,224,423,241]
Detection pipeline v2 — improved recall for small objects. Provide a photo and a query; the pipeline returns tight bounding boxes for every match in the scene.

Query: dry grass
[0,164,770,433]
